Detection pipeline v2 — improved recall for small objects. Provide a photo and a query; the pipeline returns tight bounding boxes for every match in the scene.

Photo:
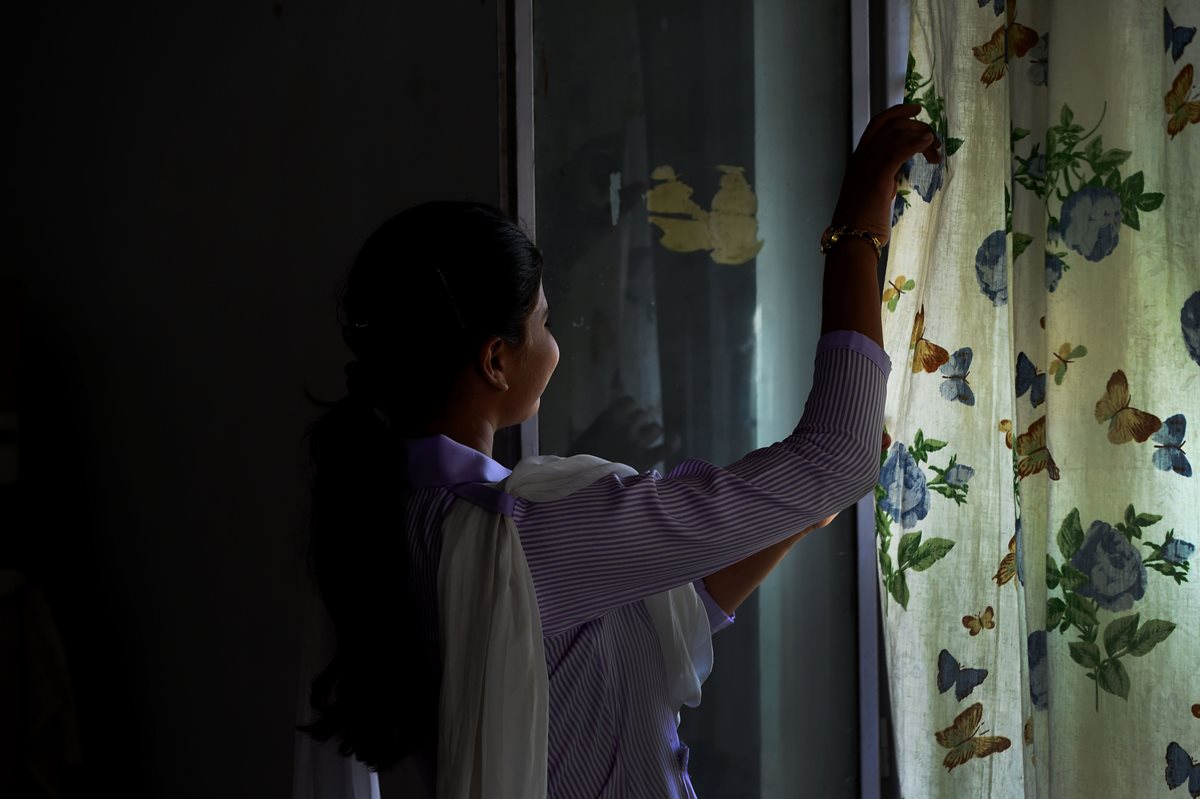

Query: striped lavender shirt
[397,330,890,797]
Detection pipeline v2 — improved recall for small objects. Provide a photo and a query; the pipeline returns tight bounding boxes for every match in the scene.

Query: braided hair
[300,201,543,769]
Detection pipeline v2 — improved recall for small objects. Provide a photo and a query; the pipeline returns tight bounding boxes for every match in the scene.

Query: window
[527,1,865,795]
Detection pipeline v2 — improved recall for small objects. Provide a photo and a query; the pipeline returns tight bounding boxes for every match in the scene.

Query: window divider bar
[851,1,879,796]
[496,0,539,467]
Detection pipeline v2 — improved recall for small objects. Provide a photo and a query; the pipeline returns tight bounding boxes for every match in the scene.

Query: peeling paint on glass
[646,164,763,265]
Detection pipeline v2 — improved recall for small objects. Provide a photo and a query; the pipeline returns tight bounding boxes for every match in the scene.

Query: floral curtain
[874,1,1200,796]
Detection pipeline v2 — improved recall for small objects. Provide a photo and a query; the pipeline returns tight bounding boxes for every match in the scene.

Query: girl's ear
[478,336,509,391]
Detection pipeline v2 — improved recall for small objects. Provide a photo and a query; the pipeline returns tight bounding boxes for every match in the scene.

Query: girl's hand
[831,103,942,249]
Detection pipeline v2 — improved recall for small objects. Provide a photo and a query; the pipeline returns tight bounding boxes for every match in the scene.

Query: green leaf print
[898,531,923,569]
[1046,597,1066,629]
[909,538,956,572]
[1057,508,1085,559]
[1069,641,1102,668]
[1097,658,1130,699]
[1013,232,1034,260]
[1103,613,1140,657]
[1127,620,1176,656]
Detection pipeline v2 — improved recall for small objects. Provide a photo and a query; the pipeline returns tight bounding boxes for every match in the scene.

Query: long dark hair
[300,201,544,770]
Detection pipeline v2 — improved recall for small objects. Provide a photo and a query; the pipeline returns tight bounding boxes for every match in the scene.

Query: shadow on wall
[1,282,148,796]
[4,1,503,796]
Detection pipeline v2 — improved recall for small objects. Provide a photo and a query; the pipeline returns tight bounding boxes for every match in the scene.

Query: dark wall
[4,2,499,795]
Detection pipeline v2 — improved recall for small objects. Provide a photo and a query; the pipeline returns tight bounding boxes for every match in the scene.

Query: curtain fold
[876,1,1200,796]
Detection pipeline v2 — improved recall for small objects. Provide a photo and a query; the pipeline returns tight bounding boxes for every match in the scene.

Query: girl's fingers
[885,117,935,134]
[884,129,940,172]
[858,103,923,146]
[834,103,941,232]
[855,114,940,176]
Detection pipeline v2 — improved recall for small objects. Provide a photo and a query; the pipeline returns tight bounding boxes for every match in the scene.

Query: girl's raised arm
[515,105,940,635]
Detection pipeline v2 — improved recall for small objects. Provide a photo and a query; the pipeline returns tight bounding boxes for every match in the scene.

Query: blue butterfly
[939,348,975,405]
[1165,8,1197,63]
[937,649,988,701]
[1152,414,1192,477]
[1015,352,1046,408]
[1165,741,1200,796]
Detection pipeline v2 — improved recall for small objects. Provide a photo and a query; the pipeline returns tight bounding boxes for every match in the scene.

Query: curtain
[875,1,1200,797]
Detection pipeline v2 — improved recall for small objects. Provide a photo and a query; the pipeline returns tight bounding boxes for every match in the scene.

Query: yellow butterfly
[910,305,950,373]
[935,702,1012,771]
[993,536,1018,586]
[972,0,1040,87]
[1166,63,1200,139]
[1094,370,1162,445]
[882,275,915,312]
[1048,342,1087,385]
[962,606,996,636]
[1015,416,1060,480]
[998,419,1014,449]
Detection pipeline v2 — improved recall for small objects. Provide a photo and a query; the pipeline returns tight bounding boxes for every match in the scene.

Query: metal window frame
[495,0,538,468]
[854,0,910,796]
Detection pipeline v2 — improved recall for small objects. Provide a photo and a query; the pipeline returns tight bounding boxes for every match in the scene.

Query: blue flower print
[1070,520,1148,611]
[1027,630,1048,710]
[1045,251,1065,292]
[1060,187,1122,262]
[1027,33,1049,86]
[944,463,975,486]
[978,0,1004,16]
[975,229,1008,305]
[879,441,930,529]
[1161,538,1196,565]
[1182,291,1200,367]
[908,155,944,202]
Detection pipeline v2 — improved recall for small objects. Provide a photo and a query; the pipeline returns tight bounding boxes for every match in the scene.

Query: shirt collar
[401,434,512,487]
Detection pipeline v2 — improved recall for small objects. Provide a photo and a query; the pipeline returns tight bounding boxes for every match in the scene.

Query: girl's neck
[424,414,498,459]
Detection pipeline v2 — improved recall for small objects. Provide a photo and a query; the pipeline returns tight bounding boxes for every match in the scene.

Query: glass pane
[533,1,857,795]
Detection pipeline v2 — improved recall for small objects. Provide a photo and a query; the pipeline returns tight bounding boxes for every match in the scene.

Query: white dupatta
[292,454,715,799]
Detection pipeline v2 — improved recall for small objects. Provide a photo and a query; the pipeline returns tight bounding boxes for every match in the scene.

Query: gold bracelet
[819,225,884,258]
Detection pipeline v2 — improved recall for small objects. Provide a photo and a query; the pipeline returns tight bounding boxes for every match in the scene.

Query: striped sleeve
[514,331,890,635]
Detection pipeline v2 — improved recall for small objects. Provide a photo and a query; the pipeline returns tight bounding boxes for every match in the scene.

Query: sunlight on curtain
[875,1,1200,796]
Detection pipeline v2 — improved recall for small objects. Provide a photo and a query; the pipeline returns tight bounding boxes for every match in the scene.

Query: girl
[295,104,941,798]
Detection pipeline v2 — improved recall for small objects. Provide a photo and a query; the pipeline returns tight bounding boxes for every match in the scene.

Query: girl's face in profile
[504,281,559,424]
